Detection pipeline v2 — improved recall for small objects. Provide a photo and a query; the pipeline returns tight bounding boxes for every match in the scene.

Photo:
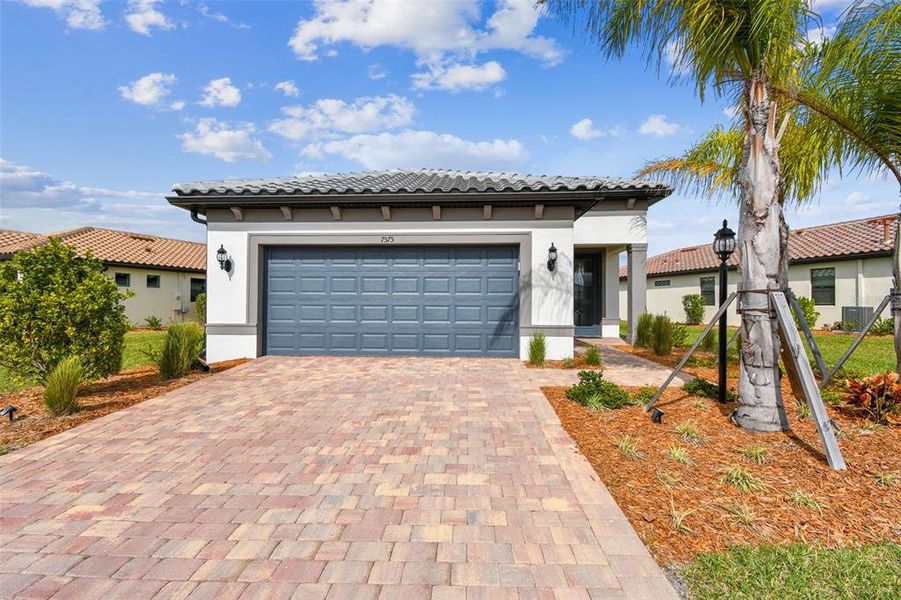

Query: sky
[1,0,896,255]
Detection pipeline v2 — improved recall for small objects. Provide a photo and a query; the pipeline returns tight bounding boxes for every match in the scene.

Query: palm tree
[640,2,901,371]
[543,0,900,431]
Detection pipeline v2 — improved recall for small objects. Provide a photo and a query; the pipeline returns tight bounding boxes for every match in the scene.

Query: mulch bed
[544,383,901,566]
[524,354,603,370]
[0,359,247,454]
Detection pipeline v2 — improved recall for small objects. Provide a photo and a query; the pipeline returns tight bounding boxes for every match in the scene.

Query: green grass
[621,321,894,378]
[683,543,901,600]
[0,331,168,392]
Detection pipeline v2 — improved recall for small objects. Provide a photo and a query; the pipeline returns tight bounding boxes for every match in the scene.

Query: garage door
[264,245,519,356]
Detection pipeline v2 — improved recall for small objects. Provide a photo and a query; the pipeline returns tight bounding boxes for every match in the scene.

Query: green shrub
[0,239,130,383]
[43,356,83,416]
[699,329,717,353]
[635,313,654,348]
[792,296,820,329]
[194,292,207,326]
[870,317,894,336]
[651,314,680,355]
[684,377,720,399]
[527,331,546,366]
[682,294,705,325]
[144,315,163,330]
[566,371,633,409]
[584,345,601,366]
[149,322,205,380]
[631,385,657,406]
[561,357,576,368]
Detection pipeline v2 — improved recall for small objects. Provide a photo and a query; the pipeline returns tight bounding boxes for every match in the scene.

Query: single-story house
[619,213,896,328]
[167,169,671,362]
[0,227,206,326]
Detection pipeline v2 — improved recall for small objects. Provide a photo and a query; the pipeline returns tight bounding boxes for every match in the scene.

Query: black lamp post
[713,220,736,403]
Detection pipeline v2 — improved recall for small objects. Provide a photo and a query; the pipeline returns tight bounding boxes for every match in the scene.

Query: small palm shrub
[43,356,83,416]
[650,314,682,355]
[616,434,642,459]
[584,345,601,366]
[870,317,894,336]
[741,445,768,465]
[719,466,768,492]
[144,315,163,330]
[527,331,546,366]
[566,371,633,409]
[673,420,704,445]
[634,313,654,348]
[792,295,820,329]
[682,294,705,325]
[150,322,205,380]
[787,490,824,510]
[561,357,576,368]
[843,373,901,425]
[194,292,207,326]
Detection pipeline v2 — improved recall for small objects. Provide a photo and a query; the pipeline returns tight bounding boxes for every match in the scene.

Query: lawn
[683,543,901,600]
[619,321,895,377]
[0,330,166,393]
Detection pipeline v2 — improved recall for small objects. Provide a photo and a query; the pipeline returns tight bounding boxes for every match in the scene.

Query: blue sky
[1,0,896,253]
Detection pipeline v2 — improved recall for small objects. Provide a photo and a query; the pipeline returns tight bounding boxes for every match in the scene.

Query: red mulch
[544,383,901,565]
[0,360,247,453]
[524,354,603,370]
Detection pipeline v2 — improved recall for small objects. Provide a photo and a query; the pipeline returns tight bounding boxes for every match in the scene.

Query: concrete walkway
[0,356,676,599]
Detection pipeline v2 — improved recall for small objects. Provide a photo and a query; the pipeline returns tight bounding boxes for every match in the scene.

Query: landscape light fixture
[216,244,232,272]
[651,408,664,424]
[547,243,558,271]
[712,220,736,403]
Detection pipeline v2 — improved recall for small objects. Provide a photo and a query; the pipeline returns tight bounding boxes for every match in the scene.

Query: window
[811,268,835,305]
[146,274,160,288]
[700,276,716,305]
[654,280,671,287]
[190,278,206,302]
[114,273,130,287]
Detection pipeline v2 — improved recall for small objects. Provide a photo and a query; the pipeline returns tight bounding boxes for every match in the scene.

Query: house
[167,169,671,362]
[618,214,897,328]
[0,227,206,326]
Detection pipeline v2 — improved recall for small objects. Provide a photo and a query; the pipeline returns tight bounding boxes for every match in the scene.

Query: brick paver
[0,356,676,598]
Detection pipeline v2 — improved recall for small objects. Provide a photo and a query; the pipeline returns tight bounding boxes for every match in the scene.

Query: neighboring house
[618,214,896,328]
[167,169,671,362]
[0,227,206,326]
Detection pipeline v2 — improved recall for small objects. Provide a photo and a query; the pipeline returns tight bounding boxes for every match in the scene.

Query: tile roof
[621,213,897,278]
[171,168,672,197]
[0,227,205,272]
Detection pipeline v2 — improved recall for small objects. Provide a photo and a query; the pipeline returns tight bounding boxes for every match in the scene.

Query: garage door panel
[265,245,518,356]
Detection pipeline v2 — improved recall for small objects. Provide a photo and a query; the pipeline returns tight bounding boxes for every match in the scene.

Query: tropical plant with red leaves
[843,373,901,425]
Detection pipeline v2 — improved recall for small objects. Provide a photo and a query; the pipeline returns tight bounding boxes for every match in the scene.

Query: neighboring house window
[654,280,671,287]
[700,276,716,305]
[115,273,130,287]
[146,275,160,288]
[190,278,206,302]
[811,267,836,305]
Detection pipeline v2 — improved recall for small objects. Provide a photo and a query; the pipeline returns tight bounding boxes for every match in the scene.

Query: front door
[574,252,601,337]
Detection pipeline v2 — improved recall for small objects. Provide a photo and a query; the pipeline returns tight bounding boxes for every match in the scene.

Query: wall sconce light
[216,244,232,272]
[547,243,558,272]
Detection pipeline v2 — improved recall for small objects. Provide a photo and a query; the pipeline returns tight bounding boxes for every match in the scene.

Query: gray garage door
[264,245,519,356]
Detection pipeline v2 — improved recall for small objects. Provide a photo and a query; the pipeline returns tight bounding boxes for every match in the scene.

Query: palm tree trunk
[733,76,790,433]
[894,213,900,375]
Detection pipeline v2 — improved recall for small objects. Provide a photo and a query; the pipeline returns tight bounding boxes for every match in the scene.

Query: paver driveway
[0,357,677,599]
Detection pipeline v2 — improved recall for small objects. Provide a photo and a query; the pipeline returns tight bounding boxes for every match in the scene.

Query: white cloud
[195,2,250,29]
[178,119,271,162]
[199,77,242,107]
[274,80,301,98]
[118,72,177,108]
[288,0,562,90]
[269,94,415,141]
[845,191,871,205]
[125,0,174,36]
[412,61,506,92]
[639,114,681,136]
[663,39,690,76]
[368,63,388,80]
[169,100,186,111]
[805,25,837,46]
[569,118,623,141]
[722,104,741,119]
[22,0,105,30]
[302,129,528,170]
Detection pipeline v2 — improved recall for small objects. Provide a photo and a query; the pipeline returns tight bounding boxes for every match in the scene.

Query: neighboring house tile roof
[621,213,897,278]
[171,168,671,197]
[0,227,205,272]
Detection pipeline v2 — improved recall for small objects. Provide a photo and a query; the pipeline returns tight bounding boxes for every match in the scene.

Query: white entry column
[626,243,648,345]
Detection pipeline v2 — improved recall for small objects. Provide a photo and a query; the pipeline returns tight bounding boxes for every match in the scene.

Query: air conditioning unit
[841,306,874,332]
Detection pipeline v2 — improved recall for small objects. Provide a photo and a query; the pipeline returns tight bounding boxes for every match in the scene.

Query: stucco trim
[520,325,575,336]
[206,324,258,335]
